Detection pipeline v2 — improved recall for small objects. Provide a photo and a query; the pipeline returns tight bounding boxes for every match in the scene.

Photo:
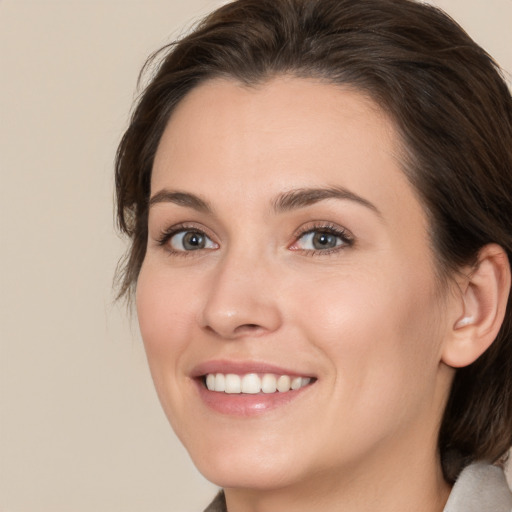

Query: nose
[199,251,283,339]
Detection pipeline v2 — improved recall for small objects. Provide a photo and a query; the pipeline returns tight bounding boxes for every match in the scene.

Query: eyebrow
[272,186,381,217]
[149,189,212,213]
[148,186,381,217]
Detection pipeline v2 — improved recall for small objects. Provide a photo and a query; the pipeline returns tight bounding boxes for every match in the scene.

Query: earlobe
[442,244,511,368]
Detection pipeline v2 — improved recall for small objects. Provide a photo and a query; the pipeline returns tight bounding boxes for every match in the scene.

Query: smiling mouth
[203,373,314,394]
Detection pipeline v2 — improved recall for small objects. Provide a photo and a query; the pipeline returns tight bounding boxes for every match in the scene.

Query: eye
[289,225,353,253]
[299,231,341,250]
[164,229,218,252]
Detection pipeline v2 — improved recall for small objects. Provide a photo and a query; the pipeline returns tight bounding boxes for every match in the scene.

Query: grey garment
[203,491,226,512]
[203,463,512,512]
[443,462,512,512]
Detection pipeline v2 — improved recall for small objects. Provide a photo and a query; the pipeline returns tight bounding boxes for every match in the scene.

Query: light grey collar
[443,462,512,512]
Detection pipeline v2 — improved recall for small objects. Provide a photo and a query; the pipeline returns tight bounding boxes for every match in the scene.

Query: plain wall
[0,1,510,511]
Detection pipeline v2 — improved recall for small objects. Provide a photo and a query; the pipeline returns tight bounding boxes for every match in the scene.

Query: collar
[443,462,512,512]
[203,490,226,512]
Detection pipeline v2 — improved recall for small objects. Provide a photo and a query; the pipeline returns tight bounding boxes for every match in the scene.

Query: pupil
[183,232,204,250]
[313,232,336,249]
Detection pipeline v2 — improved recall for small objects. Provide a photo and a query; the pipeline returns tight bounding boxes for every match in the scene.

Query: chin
[194,452,301,490]
[181,428,306,490]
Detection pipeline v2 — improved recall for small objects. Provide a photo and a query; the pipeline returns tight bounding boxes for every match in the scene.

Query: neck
[224,443,451,512]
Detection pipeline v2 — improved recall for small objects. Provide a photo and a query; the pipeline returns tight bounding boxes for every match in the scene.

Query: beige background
[0,1,510,511]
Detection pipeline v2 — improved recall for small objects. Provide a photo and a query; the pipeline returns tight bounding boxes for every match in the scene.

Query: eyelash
[156,223,216,257]
[155,222,354,256]
[290,222,354,256]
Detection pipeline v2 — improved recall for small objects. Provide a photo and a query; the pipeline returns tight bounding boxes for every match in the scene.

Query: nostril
[203,323,263,338]
[200,296,282,338]
[234,324,263,334]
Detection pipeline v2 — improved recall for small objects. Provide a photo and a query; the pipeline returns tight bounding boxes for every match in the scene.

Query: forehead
[151,77,422,225]
[153,77,395,169]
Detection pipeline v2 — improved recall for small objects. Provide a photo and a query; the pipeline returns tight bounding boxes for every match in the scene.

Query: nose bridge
[200,243,282,339]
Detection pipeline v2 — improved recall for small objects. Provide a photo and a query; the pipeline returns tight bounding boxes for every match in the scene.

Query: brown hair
[115,0,512,482]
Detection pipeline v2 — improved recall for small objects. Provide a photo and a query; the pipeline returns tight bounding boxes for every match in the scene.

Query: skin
[136,77,459,511]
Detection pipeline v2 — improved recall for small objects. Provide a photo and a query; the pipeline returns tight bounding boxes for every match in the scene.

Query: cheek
[135,260,208,438]
[136,262,196,367]
[295,265,444,405]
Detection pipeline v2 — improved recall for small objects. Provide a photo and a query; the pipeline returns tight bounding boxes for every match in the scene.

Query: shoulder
[444,462,512,512]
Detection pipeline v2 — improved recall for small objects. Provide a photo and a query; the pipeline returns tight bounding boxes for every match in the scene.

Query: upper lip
[190,359,316,379]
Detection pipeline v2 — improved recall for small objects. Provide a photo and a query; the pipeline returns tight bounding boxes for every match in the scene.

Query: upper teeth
[205,373,311,394]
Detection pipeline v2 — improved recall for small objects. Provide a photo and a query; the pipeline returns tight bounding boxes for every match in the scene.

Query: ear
[442,244,511,368]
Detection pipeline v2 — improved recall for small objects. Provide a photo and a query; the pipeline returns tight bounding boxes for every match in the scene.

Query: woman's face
[137,78,455,491]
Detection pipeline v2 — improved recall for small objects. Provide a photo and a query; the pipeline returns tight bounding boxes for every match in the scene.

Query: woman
[115,0,512,510]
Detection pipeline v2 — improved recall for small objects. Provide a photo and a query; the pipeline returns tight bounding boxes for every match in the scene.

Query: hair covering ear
[442,244,511,368]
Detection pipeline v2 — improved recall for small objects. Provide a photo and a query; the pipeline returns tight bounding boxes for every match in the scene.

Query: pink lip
[194,379,313,416]
[190,359,316,417]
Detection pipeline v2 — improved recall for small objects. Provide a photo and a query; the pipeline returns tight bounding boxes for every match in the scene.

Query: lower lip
[194,379,313,416]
